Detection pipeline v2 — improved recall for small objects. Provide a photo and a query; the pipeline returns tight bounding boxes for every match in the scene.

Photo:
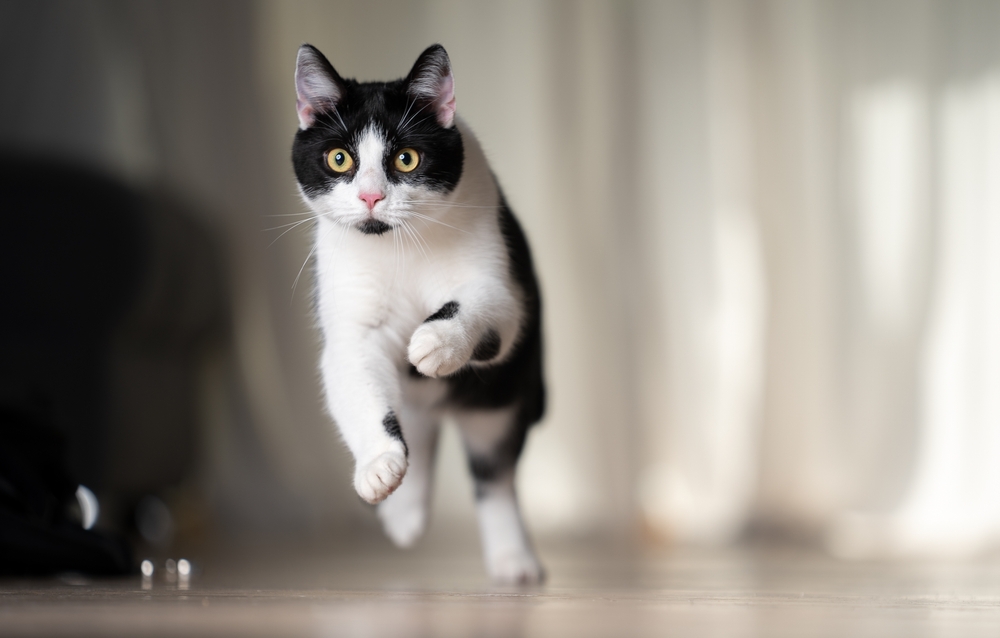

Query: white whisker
[403,218,432,260]
[401,219,429,262]
[334,107,347,132]
[397,96,416,130]
[396,199,499,210]
[264,217,318,232]
[409,211,470,234]
[267,216,319,248]
[398,102,430,135]
[292,221,332,298]
[264,211,323,218]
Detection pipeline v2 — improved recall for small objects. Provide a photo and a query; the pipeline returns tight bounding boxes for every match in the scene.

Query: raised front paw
[354,446,408,504]
[408,320,472,378]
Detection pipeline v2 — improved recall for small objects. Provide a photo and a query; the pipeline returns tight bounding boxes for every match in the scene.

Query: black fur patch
[450,193,545,489]
[445,194,545,428]
[425,300,459,322]
[292,45,464,203]
[469,455,503,485]
[466,416,529,488]
[471,328,501,361]
[357,219,393,235]
[382,411,408,456]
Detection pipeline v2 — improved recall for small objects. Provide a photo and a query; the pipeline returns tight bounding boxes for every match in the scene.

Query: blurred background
[2,0,1000,563]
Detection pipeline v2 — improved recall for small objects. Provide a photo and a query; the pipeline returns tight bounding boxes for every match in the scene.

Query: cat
[291,43,546,584]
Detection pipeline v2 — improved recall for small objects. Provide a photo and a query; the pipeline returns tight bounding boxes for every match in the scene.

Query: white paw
[354,447,407,504]
[378,497,428,548]
[408,321,472,378]
[486,551,546,585]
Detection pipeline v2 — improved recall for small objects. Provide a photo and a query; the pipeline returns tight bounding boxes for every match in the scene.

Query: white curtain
[256,0,1000,553]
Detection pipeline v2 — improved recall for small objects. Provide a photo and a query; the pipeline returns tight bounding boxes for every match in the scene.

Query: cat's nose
[358,191,384,211]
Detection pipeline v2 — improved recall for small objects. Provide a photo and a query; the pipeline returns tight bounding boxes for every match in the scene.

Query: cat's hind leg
[377,379,444,547]
[454,406,544,585]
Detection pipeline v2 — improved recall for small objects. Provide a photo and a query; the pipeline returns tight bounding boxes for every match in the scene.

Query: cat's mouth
[357,219,394,236]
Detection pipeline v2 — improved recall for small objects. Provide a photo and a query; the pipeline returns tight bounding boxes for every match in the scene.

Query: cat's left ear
[295,44,345,130]
[406,44,456,128]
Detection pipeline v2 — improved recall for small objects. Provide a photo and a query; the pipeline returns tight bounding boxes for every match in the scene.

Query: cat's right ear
[295,44,345,130]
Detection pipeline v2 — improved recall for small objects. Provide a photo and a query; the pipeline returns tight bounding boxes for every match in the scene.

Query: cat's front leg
[321,332,408,504]
[377,399,441,547]
[408,285,519,378]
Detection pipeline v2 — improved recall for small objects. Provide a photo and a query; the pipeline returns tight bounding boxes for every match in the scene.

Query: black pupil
[400,152,411,165]
[335,152,344,165]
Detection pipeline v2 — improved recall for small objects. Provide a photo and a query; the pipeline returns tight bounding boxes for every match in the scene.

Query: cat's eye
[394,148,420,173]
[326,148,354,173]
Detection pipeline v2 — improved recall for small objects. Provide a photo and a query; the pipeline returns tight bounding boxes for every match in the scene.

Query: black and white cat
[292,44,546,584]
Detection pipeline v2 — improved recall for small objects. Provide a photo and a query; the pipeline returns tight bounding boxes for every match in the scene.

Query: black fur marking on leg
[469,455,501,484]
[425,300,459,322]
[383,411,408,456]
[465,412,528,487]
[471,328,501,361]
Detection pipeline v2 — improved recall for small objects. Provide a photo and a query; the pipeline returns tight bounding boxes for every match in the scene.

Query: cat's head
[291,44,464,236]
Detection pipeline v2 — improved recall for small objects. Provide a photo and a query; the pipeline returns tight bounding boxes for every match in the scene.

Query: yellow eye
[326,148,354,173]
[394,148,420,173]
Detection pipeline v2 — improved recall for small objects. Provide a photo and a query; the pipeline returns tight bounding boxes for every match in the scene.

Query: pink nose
[359,191,384,211]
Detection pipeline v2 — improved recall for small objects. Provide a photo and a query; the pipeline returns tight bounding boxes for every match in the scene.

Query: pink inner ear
[297,98,316,129]
[435,73,456,128]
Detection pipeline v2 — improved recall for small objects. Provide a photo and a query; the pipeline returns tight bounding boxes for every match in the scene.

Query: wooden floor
[3,536,1000,637]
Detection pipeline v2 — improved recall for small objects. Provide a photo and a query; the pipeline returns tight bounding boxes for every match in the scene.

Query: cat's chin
[357,219,394,236]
